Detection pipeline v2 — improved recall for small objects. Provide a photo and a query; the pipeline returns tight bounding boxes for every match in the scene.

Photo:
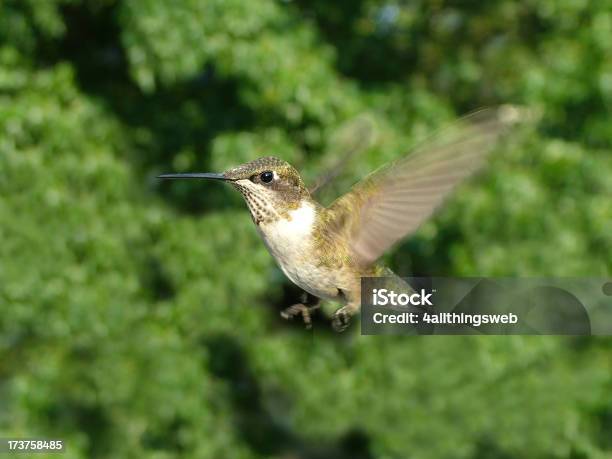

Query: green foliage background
[1,1,611,458]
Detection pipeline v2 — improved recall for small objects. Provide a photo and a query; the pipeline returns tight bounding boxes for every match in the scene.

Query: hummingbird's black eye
[260,171,274,183]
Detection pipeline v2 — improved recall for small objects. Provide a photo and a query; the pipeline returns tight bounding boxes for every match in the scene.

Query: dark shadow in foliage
[389,225,464,277]
[593,406,612,451]
[141,416,187,455]
[289,0,501,88]
[287,0,507,88]
[473,438,514,459]
[45,399,112,458]
[36,1,258,215]
[140,256,176,303]
[204,334,374,459]
[291,0,417,84]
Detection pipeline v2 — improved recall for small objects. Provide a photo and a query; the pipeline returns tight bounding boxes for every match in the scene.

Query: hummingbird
[159,107,520,332]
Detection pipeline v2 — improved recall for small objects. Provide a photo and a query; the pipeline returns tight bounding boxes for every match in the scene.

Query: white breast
[258,202,315,268]
[257,202,338,299]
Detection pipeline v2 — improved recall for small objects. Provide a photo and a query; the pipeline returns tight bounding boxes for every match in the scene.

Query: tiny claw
[332,309,351,333]
[280,303,313,329]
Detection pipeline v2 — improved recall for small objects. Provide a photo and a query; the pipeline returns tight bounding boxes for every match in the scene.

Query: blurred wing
[327,106,521,267]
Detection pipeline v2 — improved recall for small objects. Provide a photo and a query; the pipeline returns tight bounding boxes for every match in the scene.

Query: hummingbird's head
[159,156,310,224]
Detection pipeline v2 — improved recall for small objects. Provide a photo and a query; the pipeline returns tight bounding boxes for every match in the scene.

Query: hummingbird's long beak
[157,173,232,181]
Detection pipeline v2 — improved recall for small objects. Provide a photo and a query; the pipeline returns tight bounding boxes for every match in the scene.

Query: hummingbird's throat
[232,181,280,225]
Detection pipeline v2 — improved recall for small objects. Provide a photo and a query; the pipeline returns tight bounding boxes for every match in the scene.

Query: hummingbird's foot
[332,307,352,333]
[280,303,320,329]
